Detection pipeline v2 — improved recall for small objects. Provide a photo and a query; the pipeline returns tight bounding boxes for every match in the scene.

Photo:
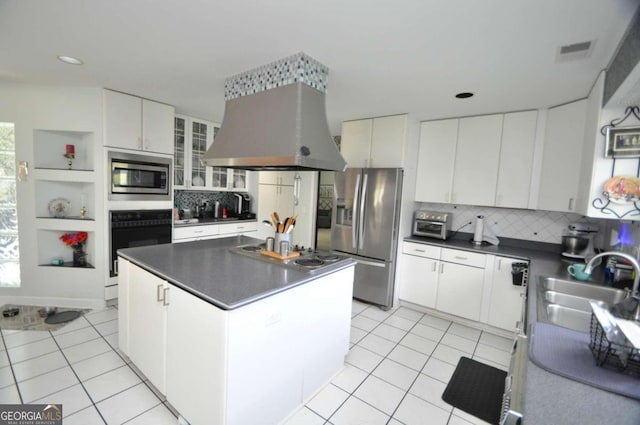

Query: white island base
[118,258,355,425]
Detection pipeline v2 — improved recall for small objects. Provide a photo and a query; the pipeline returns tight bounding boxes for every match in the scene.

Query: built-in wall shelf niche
[34,180,95,221]
[36,230,95,268]
[33,129,94,171]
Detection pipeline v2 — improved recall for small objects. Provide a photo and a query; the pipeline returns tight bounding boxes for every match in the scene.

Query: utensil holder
[274,233,291,254]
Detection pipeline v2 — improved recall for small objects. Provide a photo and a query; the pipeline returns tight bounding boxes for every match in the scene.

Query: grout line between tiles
[48,327,108,424]
[0,326,23,404]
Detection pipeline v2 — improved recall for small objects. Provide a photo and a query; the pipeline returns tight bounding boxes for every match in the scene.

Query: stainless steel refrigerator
[331,168,403,309]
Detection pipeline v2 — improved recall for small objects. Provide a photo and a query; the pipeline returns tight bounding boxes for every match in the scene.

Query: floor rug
[441,356,507,425]
[0,304,88,332]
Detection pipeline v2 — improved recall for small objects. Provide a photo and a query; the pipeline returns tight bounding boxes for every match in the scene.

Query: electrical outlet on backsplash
[418,203,610,246]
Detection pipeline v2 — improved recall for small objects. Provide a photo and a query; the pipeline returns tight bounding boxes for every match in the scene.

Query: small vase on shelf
[72,246,87,267]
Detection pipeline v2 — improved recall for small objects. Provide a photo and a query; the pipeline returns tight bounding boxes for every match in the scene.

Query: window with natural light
[0,122,20,287]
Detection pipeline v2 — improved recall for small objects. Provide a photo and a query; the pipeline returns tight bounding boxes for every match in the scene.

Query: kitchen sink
[537,276,628,333]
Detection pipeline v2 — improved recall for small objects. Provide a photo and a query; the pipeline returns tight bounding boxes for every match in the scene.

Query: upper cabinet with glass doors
[174,116,247,191]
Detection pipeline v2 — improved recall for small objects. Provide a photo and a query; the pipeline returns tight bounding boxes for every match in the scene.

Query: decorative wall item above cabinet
[340,114,407,168]
[174,116,247,191]
[103,89,174,155]
[415,111,538,209]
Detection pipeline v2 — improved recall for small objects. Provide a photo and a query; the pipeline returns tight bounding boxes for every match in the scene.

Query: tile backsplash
[418,203,608,245]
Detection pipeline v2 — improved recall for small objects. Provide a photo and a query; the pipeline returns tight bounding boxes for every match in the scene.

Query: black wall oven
[109,209,172,277]
[109,151,172,201]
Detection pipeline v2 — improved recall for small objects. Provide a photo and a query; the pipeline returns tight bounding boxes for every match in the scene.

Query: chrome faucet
[585,251,640,321]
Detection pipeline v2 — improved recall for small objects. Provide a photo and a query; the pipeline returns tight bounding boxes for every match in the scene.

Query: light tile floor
[0,301,511,425]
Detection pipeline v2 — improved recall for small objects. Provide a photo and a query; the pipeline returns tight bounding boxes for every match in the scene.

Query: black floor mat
[45,310,82,324]
[441,357,507,425]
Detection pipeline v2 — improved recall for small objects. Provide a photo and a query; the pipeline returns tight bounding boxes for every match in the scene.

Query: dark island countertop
[118,235,355,310]
[404,234,640,424]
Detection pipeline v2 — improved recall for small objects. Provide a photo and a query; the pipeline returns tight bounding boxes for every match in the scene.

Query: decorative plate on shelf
[603,175,640,204]
[48,198,71,218]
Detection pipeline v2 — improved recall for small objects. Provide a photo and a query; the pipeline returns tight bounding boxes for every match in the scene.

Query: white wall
[0,81,106,308]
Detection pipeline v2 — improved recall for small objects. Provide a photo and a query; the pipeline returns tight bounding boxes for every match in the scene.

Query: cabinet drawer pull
[237,226,244,230]
[157,284,163,302]
[454,256,467,260]
[414,248,426,253]
[163,287,170,306]
[194,230,204,234]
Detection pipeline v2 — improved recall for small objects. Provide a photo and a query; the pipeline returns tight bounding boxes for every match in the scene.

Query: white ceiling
[1,0,638,134]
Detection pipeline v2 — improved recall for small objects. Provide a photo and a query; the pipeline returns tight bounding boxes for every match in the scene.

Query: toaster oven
[412,210,451,240]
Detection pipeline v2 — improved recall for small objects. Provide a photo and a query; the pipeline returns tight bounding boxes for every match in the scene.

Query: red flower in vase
[59,231,88,248]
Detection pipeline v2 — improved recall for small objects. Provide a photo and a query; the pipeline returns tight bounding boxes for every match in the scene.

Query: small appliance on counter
[561,222,599,259]
[233,193,255,219]
[413,210,451,240]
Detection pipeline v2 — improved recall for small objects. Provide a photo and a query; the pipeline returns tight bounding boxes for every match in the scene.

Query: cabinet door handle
[113,259,119,275]
[137,136,143,150]
[568,198,575,211]
[163,287,170,306]
[157,284,164,302]
[498,259,502,271]
[451,193,456,203]
[439,263,444,273]
[444,191,449,202]
[431,262,436,272]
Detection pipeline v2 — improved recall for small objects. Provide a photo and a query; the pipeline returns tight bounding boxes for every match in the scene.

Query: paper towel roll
[473,215,484,244]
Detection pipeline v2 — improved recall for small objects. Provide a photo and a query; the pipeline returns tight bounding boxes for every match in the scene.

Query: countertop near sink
[174,217,256,227]
[405,234,640,424]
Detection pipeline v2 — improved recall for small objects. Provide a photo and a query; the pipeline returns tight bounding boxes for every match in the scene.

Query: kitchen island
[117,235,355,425]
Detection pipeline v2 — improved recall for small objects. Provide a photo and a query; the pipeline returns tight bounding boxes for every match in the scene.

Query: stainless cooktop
[230,244,351,273]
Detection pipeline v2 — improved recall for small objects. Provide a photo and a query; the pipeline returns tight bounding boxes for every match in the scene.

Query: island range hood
[203,53,346,172]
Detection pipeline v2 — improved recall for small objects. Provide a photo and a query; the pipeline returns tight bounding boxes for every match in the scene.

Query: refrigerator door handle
[352,173,361,249]
[358,173,368,250]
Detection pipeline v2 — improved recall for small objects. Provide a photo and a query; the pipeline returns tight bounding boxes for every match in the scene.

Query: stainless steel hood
[203,54,346,172]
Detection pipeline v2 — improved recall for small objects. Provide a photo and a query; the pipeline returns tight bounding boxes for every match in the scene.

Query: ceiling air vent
[555,40,595,63]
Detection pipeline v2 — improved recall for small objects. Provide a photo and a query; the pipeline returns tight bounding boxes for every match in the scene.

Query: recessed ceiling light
[57,55,84,65]
[455,92,474,99]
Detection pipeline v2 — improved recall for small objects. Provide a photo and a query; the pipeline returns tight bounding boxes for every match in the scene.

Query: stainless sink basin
[537,276,628,333]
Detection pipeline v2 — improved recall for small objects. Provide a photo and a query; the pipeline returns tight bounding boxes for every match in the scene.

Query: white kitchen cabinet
[451,114,503,206]
[173,222,257,243]
[173,224,220,242]
[341,114,407,168]
[495,111,538,208]
[256,184,295,240]
[258,171,295,186]
[415,111,538,208]
[127,262,169,393]
[166,283,228,425]
[398,251,440,309]
[104,89,174,155]
[538,99,588,212]
[436,248,486,322]
[174,115,213,190]
[414,119,458,203]
[174,117,248,191]
[487,256,527,331]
